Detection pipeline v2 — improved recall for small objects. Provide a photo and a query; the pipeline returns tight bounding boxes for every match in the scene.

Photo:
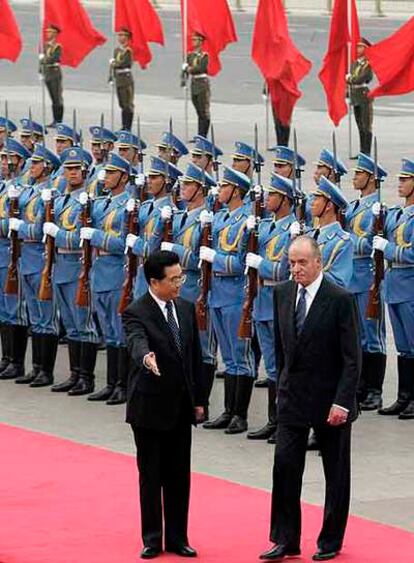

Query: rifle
[76,192,93,308]
[366,137,384,320]
[162,119,174,242]
[332,131,346,228]
[4,102,20,296]
[119,199,139,314]
[38,190,55,301]
[292,129,306,232]
[135,115,147,202]
[99,113,108,164]
[238,124,263,339]
[210,124,221,213]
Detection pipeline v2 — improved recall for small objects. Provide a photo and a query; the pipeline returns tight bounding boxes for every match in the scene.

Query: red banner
[0,0,22,62]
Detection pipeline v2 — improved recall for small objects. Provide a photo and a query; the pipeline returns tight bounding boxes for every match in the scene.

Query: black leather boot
[0,323,12,374]
[0,325,28,380]
[30,334,59,387]
[88,344,118,401]
[202,362,216,421]
[378,356,411,415]
[69,342,98,396]
[398,358,414,420]
[15,333,42,384]
[226,375,254,435]
[247,380,277,440]
[203,374,236,429]
[51,339,81,392]
[106,347,128,405]
[360,353,386,411]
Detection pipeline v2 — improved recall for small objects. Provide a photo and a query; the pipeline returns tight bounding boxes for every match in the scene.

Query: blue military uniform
[87,125,117,198]
[378,159,414,418]
[345,153,388,409]
[0,139,30,381]
[48,146,101,397]
[131,156,182,298]
[116,130,147,198]
[203,167,255,435]
[191,135,223,212]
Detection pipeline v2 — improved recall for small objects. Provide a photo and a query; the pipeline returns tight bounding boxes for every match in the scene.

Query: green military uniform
[40,41,64,125]
[110,46,134,130]
[186,51,210,137]
[348,57,374,156]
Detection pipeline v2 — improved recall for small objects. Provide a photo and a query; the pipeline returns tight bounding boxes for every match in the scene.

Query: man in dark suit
[260,236,361,562]
[122,250,205,559]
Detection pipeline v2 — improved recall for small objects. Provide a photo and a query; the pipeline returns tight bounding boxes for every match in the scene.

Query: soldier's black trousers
[270,423,351,553]
[272,108,291,147]
[354,101,373,155]
[191,79,211,137]
[45,73,64,123]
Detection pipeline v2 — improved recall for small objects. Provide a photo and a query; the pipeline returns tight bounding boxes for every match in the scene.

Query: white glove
[161,242,174,252]
[199,246,216,263]
[371,202,382,217]
[199,210,213,226]
[79,192,89,206]
[246,252,263,270]
[39,53,45,61]
[160,205,172,221]
[135,173,145,187]
[7,185,20,199]
[345,73,352,82]
[97,169,106,182]
[43,222,59,238]
[41,188,53,202]
[182,62,189,71]
[209,186,219,198]
[9,218,23,231]
[246,214,257,231]
[38,73,44,82]
[253,184,262,197]
[373,235,388,252]
[109,58,115,65]
[289,221,301,239]
[126,198,136,213]
[126,233,138,249]
[80,227,96,240]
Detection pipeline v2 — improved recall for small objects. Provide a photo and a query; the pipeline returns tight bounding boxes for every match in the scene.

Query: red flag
[318,0,361,126]
[0,0,22,62]
[181,0,237,76]
[251,0,312,126]
[115,0,164,69]
[367,17,414,99]
[43,0,106,68]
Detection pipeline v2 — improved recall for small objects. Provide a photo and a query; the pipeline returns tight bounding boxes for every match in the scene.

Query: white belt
[115,68,131,74]
[352,84,369,90]
[44,63,60,68]
[56,249,81,255]
[262,280,278,287]
[389,263,414,270]
[192,74,208,79]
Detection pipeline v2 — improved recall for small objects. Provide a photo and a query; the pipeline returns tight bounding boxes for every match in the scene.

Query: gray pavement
[0,6,413,539]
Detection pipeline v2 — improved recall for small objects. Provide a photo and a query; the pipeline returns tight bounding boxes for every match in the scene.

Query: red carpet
[0,423,413,563]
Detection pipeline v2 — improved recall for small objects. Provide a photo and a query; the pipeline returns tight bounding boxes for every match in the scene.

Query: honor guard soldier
[81,153,131,405]
[19,118,45,154]
[109,29,135,130]
[7,144,61,387]
[116,130,147,197]
[159,163,218,416]
[346,38,374,156]
[182,32,211,137]
[201,167,255,435]
[52,124,80,193]
[0,139,31,381]
[0,117,17,153]
[346,153,387,410]
[41,147,101,396]
[88,126,117,198]
[375,159,414,420]
[190,135,223,176]
[242,174,296,442]
[126,156,182,299]
[156,131,188,165]
[39,24,64,128]
[313,148,348,186]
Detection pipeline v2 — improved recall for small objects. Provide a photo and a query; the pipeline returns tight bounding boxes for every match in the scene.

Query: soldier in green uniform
[182,32,210,137]
[39,24,64,128]
[346,38,374,156]
[109,29,134,131]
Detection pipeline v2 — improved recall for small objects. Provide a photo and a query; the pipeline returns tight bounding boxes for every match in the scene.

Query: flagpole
[182,0,189,141]
[39,0,46,132]
[111,0,116,131]
[347,0,353,159]
[264,83,270,150]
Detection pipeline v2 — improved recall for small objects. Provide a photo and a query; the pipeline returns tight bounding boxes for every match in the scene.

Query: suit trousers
[132,402,192,550]
[270,423,351,552]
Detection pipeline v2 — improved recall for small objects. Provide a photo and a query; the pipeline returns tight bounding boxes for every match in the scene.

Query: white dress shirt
[149,288,179,327]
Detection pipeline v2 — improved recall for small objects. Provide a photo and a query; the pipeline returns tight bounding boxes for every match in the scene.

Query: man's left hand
[194,406,205,423]
[327,406,349,426]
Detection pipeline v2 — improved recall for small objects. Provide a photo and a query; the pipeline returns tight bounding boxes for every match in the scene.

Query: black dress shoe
[68,377,94,396]
[224,414,247,434]
[267,431,276,444]
[247,423,276,440]
[312,549,338,560]
[106,385,126,405]
[360,389,382,411]
[87,385,114,401]
[398,400,414,420]
[51,375,79,393]
[259,544,301,560]
[166,544,197,557]
[30,371,54,387]
[140,546,161,559]
[378,399,409,416]
[203,411,231,429]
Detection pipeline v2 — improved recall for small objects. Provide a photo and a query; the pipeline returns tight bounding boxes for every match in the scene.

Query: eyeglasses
[168,274,187,286]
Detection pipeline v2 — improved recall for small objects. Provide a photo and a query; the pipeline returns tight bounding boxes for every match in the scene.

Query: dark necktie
[295,287,307,335]
[165,301,182,354]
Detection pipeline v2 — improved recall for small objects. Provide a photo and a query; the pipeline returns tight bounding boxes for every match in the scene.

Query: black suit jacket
[122,292,204,431]
[273,277,361,427]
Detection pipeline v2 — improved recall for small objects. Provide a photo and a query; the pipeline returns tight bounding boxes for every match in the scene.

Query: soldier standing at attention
[182,32,210,138]
[346,38,374,156]
[39,24,64,128]
[110,29,134,131]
